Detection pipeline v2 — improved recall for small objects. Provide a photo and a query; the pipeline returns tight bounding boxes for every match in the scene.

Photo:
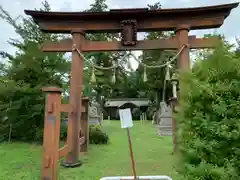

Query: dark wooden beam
[189,37,219,49]
[43,39,72,53]
[42,36,219,52]
[37,17,224,33]
[60,104,86,113]
[24,3,239,33]
[58,145,69,159]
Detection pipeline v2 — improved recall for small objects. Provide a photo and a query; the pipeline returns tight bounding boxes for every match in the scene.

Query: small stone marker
[88,104,100,125]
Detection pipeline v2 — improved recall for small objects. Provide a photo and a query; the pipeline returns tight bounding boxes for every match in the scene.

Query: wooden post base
[60,160,82,168]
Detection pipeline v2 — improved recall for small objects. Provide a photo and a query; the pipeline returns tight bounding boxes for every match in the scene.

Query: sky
[0,0,239,68]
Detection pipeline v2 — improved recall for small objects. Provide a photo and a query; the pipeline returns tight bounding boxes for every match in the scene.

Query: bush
[89,124,109,144]
[176,42,240,180]
[60,123,68,140]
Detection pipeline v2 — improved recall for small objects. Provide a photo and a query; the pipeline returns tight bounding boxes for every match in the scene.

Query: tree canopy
[0,1,70,141]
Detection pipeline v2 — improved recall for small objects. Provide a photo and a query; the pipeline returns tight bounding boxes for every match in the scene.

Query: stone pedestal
[157,104,173,136]
[88,101,100,125]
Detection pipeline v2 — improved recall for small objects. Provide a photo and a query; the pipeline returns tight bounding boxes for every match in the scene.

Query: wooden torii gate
[25,2,238,180]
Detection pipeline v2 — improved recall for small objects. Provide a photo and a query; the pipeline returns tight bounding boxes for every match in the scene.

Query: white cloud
[179,0,195,3]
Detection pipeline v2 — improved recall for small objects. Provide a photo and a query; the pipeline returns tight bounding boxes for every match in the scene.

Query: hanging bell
[143,65,147,82]
[90,67,96,83]
[111,70,116,84]
[165,64,171,81]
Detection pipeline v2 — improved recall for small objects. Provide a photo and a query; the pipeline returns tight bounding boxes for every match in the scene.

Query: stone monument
[157,102,173,136]
[88,100,101,125]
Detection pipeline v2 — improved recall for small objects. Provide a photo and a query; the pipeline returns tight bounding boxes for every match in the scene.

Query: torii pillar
[62,30,85,167]
[172,25,191,153]
[176,25,190,70]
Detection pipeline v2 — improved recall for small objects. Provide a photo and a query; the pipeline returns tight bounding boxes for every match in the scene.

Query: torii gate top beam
[24,3,239,33]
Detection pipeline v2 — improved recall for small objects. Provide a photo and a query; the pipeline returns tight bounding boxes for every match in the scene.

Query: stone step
[158,126,172,131]
[158,125,172,128]
[88,117,100,125]
[156,125,173,136]
[158,131,172,136]
[159,118,172,126]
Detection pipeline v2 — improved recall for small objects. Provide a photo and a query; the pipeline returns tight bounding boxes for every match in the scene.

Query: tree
[177,41,240,179]
[82,0,114,107]
[83,0,133,108]
[135,2,175,121]
[235,37,240,57]
[0,1,70,141]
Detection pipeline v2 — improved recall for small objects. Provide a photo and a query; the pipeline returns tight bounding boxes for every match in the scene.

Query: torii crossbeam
[24,2,238,180]
[42,35,219,52]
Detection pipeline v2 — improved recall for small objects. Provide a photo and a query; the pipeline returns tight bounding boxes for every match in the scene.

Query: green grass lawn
[0,121,178,180]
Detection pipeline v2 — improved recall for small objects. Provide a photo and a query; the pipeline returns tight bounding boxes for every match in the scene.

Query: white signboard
[119,108,133,128]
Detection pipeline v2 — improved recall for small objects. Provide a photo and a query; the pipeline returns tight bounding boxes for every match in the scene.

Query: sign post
[101,109,173,180]
[119,108,137,179]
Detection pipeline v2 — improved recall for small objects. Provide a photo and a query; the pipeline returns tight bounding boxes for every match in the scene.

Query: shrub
[60,123,68,140]
[176,42,240,180]
[89,124,109,144]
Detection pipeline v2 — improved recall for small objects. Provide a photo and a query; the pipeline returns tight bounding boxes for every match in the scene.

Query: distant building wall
[104,98,150,120]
